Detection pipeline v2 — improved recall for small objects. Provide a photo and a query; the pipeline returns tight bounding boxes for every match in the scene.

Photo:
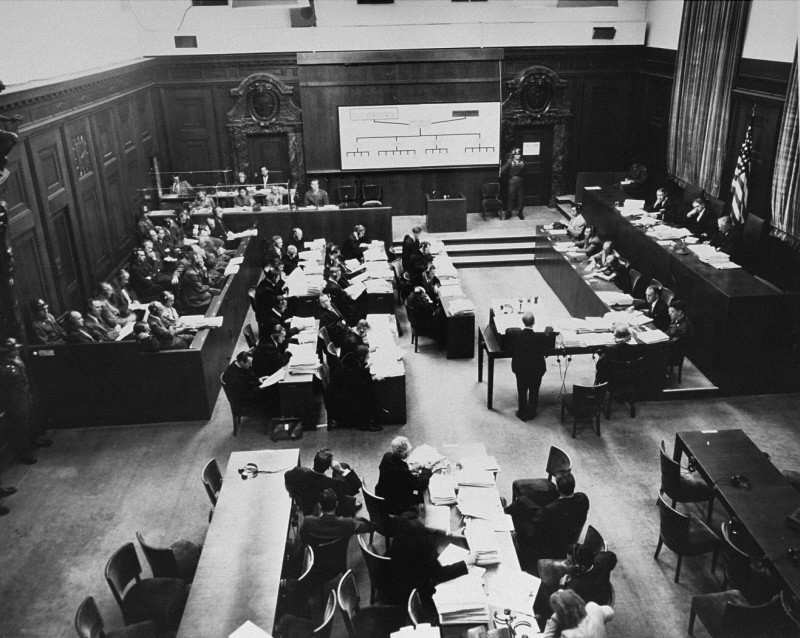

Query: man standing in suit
[504,312,553,421]
[631,285,669,332]
[401,225,422,271]
[342,224,368,263]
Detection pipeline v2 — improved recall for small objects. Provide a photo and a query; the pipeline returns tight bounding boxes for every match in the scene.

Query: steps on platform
[449,253,537,267]
[393,231,545,268]
[444,241,545,257]
[555,194,575,220]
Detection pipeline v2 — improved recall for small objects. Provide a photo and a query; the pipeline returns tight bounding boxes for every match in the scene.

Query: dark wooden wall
[1,62,162,318]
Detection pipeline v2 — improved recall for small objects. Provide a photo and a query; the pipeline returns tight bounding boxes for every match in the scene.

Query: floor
[1,207,798,638]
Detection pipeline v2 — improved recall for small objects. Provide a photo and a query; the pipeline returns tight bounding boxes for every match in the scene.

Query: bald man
[504,312,553,421]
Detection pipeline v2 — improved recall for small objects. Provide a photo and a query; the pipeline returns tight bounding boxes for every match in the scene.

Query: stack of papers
[300,260,324,275]
[459,456,500,473]
[647,225,693,241]
[596,291,634,306]
[447,298,475,315]
[486,571,542,619]
[225,228,258,240]
[287,343,318,375]
[407,443,446,469]
[298,249,321,261]
[391,624,441,638]
[553,242,575,253]
[546,228,568,236]
[456,468,495,487]
[636,328,669,344]
[365,279,393,294]
[581,332,616,347]
[429,474,457,505]
[603,310,650,327]
[259,368,285,388]
[464,520,501,566]
[364,247,388,262]
[438,284,465,299]
[433,256,458,278]
[457,486,504,520]
[432,573,489,625]
[438,543,469,567]
[177,315,224,329]
[344,282,366,299]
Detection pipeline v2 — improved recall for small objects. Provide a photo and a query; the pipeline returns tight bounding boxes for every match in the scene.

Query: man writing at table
[505,312,553,422]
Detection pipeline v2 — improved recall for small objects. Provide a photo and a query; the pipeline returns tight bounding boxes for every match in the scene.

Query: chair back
[339,202,360,209]
[136,531,179,579]
[201,458,222,506]
[573,383,607,411]
[720,521,755,589]
[358,534,395,603]
[656,494,690,553]
[661,287,675,306]
[220,374,242,419]
[721,594,785,635]
[362,481,387,525]
[74,596,104,638]
[105,543,142,609]
[391,258,404,281]
[243,323,257,349]
[659,441,685,503]
[545,446,573,480]
[337,570,361,638]
[605,357,642,393]
[629,268,642,297]
[313,590,337,638]
[781,590,800,631]
[318,360,331,389]
[311,534,351,583]
[247,286,257,311]
[481,183,501,199]
[299,545,315,583]
[650,278,663,290]
[408,589,424,628]
[337,185,356,203]
[362,184,382,203]
[582,525,608,555]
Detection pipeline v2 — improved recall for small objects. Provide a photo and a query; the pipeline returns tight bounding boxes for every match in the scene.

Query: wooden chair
[337,185,357,205]
[357,534,398,604]
[361,480,390,547]
[561,382,607,438]
[278,545,315,619]
[661,286,675,306]
[405,301,436,353]
[336,570,407,638]
[104,543,189,635]
[667,346,686,383]
[582,524,608,555]
[720,521,781,604]
[220,373,265,436]
[201,458,222,521]
[654,494,720,583]
[309,534,351,585]
[362,184,383,207]
[659,440,714,522]
[243,323,257,348]
[511,445,572,504]
[629,267,642,298]
[390,259,404,305]
[74,595,157,638]
[481,182,503,220]
[136,531,202,584]
[407,589,425,628]
[689,591,795,637]
[604,357,642,418]
[274,588,337,638]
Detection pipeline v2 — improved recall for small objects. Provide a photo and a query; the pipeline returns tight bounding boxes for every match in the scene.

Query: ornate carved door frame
[501,65,572,207]
[227,73,304,186]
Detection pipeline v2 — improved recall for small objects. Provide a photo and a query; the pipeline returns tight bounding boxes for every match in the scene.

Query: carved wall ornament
[227,73,304,186]
[501,65,572,207]
[72,134,91,178]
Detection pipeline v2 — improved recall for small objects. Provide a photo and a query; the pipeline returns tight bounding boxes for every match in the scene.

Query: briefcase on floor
[270,417,303,442]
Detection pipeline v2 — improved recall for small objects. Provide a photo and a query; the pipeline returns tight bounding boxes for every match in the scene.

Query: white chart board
[338,102,501,171]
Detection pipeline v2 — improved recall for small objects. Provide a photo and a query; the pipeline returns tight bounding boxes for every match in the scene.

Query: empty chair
[659,440,714,522]
[629,267,642,298]
[481,182,503,219]
[604,357,642,418]
[661,286,675,306]
[74,595,157,638]
[361,184,382,207]
[104,542,189,635]
[511,445,572,505]
[654,494,720,583]
[337,185,357,205]
[275,589,337,638]
[336,570,407,638]
[358,534,399,604]
[243,323,257,349]
[561,382,607,438]
[201,458,222,521]
[136,531,202,584]
[407,589,425,628]
[720,521,781,604]
[390,259,404,305]
[279,545,315,619]
[689,591,796,638]
[361,480,391,546]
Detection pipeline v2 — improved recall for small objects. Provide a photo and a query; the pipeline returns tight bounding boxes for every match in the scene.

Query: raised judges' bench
[25,236,261,427]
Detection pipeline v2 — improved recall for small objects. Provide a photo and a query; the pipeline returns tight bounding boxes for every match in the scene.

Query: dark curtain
[770,48,800,248]
[666,0,750,196]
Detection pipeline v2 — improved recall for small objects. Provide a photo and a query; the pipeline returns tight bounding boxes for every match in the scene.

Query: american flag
[730,119,753,225]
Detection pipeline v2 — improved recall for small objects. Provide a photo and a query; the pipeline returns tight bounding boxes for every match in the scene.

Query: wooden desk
[177,449,300,638]
[582,187,800,394]
[440,296,475,359]
[674,429,800,598]
[426,193,467,233]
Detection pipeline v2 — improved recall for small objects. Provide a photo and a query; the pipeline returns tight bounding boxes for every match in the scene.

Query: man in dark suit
[282,245,300,275]
[318,293,361,352]
[504,312,553,421]
[375,436,431,515]
[252,324,292,378]
[221,350,272,415]
[710,215,742,257]
[299,489,372,546]
[632,285,670,332]
[401,225,422,271]
[595,325,641,384]
[685,198,717,240]
[646,188,679,225]
[254,266,285,334]
[110,269,139,319]
[667,299,694,343]
[284,448,362,517]
[510,471,590,570]
[63,312,97,344]
[342,224,368,262]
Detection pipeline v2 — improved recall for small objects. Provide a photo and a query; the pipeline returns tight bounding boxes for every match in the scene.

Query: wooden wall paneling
[115,97,143,226]
[62,117,114,282]
[212,85,235,175]
[159,88,221,180]
[92,107,133,257]
[3,145,59,315]
[576,75,633,172]
[26,129,87,311]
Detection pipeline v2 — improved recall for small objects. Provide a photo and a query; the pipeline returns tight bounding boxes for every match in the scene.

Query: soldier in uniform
[0,338,51,469]
[29,299,65,345]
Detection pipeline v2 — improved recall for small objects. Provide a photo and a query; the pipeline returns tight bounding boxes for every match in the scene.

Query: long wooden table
[177,448,300,638]
[582,187,800,394]
[674,429,800,598]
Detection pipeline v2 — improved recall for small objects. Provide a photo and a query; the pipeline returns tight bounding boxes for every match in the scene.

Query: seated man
[233,186,255,208]
[221,350,274,416]
[620,158,647,197]
[95,281,127,328]
[171,174,193,197]
[595,325,641,384]
[574,226,603,257]
[130,247,165,301]
[263,235,284,264]
[667,298,694,343]
[507,471,590,571]
[407,242,434,287]
[587,241,618,270]
[287,227,305,253]
[160,290,182,328]
[179,251,220,314]
[84,299,119,342]
[252,324,292,378]
[110,269,139,318]
[342,224,368,263]
[375,436,431,515]
[566,211,586,241]
[405,286,444,347]
[282,244,300,276]
[684,198,717,240]
[630,285,670,332]
[190,189,215,214]
[645,187,679,225]
[130,321,161,352]
[29,298,65,345]
[284,448,362,517]
[262,295,298,338]
[299,488,372,546]
[324,346,382,432]
[318,293,362,354]
[63,311,97,344]
[147,302,193,349]
[709,215,742,257]
[303,178,329,207]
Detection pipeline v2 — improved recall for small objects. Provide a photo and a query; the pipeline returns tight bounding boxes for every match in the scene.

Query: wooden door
[247,134,290,183]
[514,126,553,207]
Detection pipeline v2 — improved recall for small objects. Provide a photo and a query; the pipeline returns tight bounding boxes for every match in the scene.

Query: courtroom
[2,1,800,637]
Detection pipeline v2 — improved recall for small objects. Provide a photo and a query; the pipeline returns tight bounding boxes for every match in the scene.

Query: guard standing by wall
[501,147,526,220]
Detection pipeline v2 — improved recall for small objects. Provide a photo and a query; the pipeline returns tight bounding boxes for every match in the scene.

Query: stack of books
[432,573,489,625]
